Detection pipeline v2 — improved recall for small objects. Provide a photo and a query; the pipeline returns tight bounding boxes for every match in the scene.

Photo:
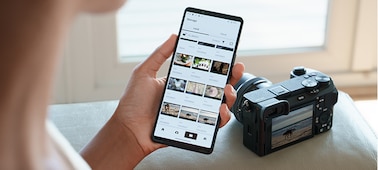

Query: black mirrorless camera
[231,67,338,156]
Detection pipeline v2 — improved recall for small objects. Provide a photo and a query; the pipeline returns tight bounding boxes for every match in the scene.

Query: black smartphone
[152,7,243,154]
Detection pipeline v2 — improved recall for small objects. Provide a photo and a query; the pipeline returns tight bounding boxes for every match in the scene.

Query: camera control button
[319,112,330,124]
[318,97,325,103]
[297,95,305,101]
[301,79,318,88]
[309,72,317,77]
[315,75,331,86]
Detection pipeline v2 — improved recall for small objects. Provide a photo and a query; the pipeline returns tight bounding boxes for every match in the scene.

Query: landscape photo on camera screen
[271,105,313,149]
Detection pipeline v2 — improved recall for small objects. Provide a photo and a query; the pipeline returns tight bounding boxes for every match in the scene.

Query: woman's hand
[81,34,244,169]
[115,34,244,155]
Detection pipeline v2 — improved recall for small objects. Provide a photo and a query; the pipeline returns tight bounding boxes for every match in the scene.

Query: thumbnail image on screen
[198,110,218,126]
[167,77,187,92]
[210,61,230,75]
[192,57,211,71]
[160,102,180,117]
[174,53,193,67]
[185,81,206,96]
[179,106,199,122]
[204,85,224,100]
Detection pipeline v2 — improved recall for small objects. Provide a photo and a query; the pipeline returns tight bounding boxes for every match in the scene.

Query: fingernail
[232,86,236,95]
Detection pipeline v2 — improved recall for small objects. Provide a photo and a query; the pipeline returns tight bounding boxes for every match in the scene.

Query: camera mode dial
[302,79,317,88]
[302,78,318,89]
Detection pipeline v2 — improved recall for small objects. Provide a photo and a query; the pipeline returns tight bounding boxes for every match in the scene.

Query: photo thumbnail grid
[160,102,218,126]
[167,77,225,100]
[174,52,230,75]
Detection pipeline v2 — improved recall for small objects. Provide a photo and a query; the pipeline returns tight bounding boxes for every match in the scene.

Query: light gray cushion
[48,91,377,169]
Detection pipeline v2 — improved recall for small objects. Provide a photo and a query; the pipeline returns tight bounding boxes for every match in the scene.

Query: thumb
[137,34,177,75]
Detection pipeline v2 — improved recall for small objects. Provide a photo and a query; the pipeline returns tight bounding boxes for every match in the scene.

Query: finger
[224,84,237,109]
[218,84,236,128]
[137,34,177,74]
[218,104,231,128]
[229,62,245,86]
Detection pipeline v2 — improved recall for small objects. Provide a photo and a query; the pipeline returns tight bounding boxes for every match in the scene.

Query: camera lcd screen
[271,104,313,149]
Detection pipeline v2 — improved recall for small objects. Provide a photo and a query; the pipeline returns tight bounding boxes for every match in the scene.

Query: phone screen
[152,7,243,154]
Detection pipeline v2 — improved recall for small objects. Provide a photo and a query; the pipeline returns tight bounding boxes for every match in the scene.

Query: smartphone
[152,7,243,154]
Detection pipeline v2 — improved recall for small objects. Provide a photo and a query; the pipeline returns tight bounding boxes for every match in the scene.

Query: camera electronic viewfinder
[231,67,338,156]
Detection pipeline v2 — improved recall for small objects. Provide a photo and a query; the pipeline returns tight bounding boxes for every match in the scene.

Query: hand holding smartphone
[152,7,243,154]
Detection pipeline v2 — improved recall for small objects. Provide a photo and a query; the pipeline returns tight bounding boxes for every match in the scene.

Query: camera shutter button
[293,66,306,76]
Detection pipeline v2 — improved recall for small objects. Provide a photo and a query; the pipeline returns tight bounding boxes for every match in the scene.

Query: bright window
[57,0,375,104]
[116,0,329,62]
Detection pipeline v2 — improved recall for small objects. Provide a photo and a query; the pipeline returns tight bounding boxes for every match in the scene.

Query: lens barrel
[231,73,272,122]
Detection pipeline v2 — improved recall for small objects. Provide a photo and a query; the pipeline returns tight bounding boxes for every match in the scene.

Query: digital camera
[231,66,338,156]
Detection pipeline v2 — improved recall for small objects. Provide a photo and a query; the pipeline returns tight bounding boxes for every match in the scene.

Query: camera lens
[231,73,272,122]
